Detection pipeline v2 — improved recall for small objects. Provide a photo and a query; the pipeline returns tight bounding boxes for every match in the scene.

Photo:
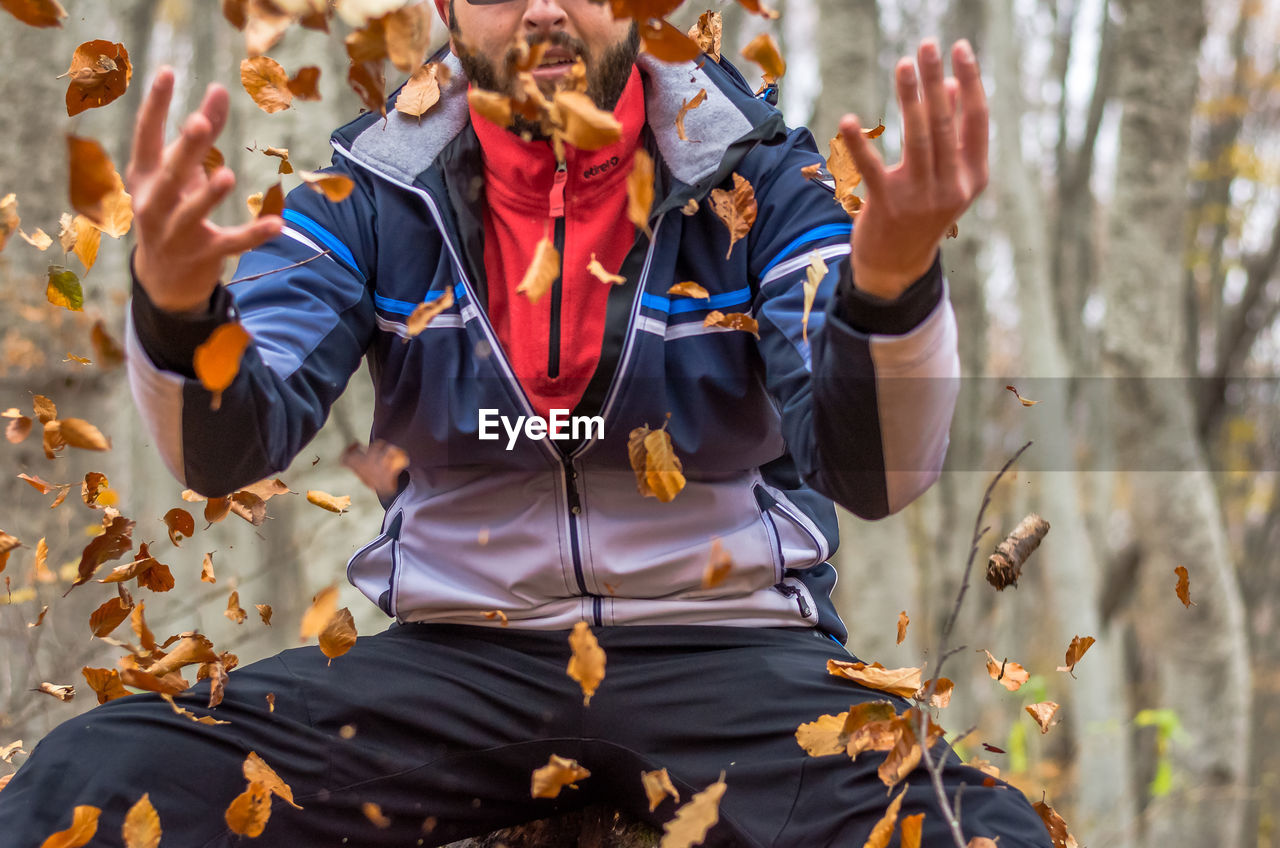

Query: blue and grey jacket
[126,50,959,642]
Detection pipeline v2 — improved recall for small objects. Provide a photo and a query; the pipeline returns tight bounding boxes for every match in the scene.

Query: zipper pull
[549,162,567,218]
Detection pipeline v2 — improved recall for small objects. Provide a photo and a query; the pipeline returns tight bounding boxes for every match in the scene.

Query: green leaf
[46,264,84,311]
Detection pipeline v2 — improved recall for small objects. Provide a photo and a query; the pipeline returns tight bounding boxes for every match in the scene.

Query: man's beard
[450,0,640,137]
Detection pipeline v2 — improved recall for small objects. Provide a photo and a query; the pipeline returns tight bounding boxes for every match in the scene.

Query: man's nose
[522,0,568,35]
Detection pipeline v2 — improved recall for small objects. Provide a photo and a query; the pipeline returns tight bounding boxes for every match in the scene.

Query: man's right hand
[126,66,284,314]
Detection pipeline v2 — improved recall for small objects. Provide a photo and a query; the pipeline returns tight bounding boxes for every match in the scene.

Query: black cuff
[832,251,944,335]
[130,247,235,378]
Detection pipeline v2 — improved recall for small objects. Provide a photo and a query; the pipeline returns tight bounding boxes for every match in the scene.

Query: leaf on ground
[517,236,560,305]
[628,149,655,239]
[63,40,131,117]
[1056,635,1095,676]
[675,88,707,141]
[660,772,726,848]
[319,607,357,663]
[708,173,756,260]
[667,281,709,300]
[1026,701,1061,734]
[827,659,922,698]
[701,538,732,589]
[588,254,626,285]
[1174,565,1195,608]
[38,804,99,848]
[405,290,454,338]
[531,754,591,798]
[642,767,680,811]
[307,490,351,514]
[122,793,161,848]
[567,620,606,705]
[300,584,339,640]
[193,323,251,411]
[982,650,1030,692]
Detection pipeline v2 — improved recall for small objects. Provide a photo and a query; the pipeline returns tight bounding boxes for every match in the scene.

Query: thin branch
[228,250,333,286]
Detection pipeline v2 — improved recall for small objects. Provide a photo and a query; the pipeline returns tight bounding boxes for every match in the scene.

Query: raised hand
[126,66,283,313]
[839,38,989,300]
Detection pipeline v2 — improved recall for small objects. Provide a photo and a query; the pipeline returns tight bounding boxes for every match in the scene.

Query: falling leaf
[642,768,680,811]
[69,512,134,592]
[320,607,357,663]
[4,408,32,443]
[1005,384,1039,406]
[708,173,757,260]
[667,281,709,300]
[554,90,623,151]
[307,490,351,514]
[863,123,886,139]
[89,596,132,637]
[660,772,726,848]
[257,604,273,625]
[801,163,823,181]
[91,320,124,367]
[702,310,759,337]
[226,590,248,624]
[740,33,785,82]
[395,61,444,118]
[0,740,24,763]
[201,552,217,583]
[982,650,1030,692]
[260,146,292,174]
[131,599,157,652]
[681,198,699,216]
[159,692,227,725]
[899,812,925,848]
[878,713,926,788]
[827,135,863,216]
[826,659,922,698]
[517,237,560,305]
[1056,635,1095,676]
[587,254,626,285]
[193,322,252,411]
[567,620,606,705]
[701,539,733,589]
[63,40,131,117]
[803,251,827,343]
[38,804,99,848]
[531,754,591,798]
[122,793,161,848]
[733,0,779,19]
[341,440,409,498]
[60,213,101,273]
[225,783,272,837]
[81,472,109,507]
[33,395,57,423]
[675,88,707,142]
[21,227,52,250]
[0,0,67,28]
[628,149,655,239]
[0,192,18,252]
[468,89,513,128]
[297,170,355,202]
[287,65,322,100]
[639,18,701,64]
[28,604,49,627]
[686,10,721,61]
[163,508,195,546]
[1032,799,1080,848]
[361,802,391,828]
[1174,565,1195,608]
[985,513,1050,591]
[1026,701,1061,734]
[300,584,339,640]
[266,692,276,712]
[405,290,454,338]
[795,701,895,758]
[626,425,686,503]
[243,751,302,808]
[241,56,293,113]
[68,135,132,236]
[46,265,84,311]
[918,678,953,709]
[54,418,111,451]
[64,353,92,364]
[37,682,75,701]
[33,537,54,581]
[896,610,909,645]
[229,491,267,525]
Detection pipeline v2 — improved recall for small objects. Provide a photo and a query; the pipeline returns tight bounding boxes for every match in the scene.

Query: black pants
[1,624,1052,847]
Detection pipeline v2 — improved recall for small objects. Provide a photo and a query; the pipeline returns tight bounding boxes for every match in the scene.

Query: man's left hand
[839,38,990,300]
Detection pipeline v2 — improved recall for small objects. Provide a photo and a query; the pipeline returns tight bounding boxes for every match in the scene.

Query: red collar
[469,67,645,215]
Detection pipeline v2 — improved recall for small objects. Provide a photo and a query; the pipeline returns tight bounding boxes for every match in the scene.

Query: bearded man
[0,1,1054,845]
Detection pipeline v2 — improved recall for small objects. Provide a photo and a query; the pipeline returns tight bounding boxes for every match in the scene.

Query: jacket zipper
[561,457,601,625]
[776,582,812,619]
[547,162,568,380]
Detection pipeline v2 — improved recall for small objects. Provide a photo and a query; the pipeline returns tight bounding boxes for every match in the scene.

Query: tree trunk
[1100,0,1251,845]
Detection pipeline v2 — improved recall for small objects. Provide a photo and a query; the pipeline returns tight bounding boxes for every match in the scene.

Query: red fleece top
[470,68,644,420]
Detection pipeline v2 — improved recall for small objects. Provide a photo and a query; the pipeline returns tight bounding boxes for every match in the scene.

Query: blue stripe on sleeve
[642,286,752,314]
[759,223,852,279]
[282,209,365,281]
[374,287,458,317]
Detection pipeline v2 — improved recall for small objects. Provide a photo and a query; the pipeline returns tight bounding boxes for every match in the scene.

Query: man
[0,1,1053,845]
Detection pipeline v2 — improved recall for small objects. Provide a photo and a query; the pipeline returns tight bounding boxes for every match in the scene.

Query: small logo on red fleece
[583,156,621,180]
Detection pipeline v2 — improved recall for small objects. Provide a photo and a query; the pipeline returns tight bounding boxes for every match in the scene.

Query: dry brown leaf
[146,635,219,678]
[244,751,303,808]
[827,135,863,216]
[362,801,391,828]
[20,472,57,494]
[63,40,131,117]
[626,148,655,240]
[1,0,67,27]
[708,173,756,260]
[300,584,339,640]
[225,782,271,837]
[81,471,109,507]
[82,665,132,706]
[286,66,321,100]
[1056,635,1095,676]
[1026,701,1060,734]
[69,512,135,592]
[827,659,922,699]
[567,620,606,705]
[201,552,217,583]
[28,604,50,627]
[660,772,726,848]
[241,56,293,113]
[91,319,124,366]
[37,682,75,701]
[675,88,707,142]
[405,289,454,337]
[1005,384,1039,406]
[701,539,733,589]
[225,590,248,624]
[795,712,850,757]
[341,440,409,498]
[122,793,161,848]
[681,198,699,216]
[702,310,759,338]
[68,135,132,236]
[587,253,626,285]
[0,740,24,763]
[687,10,722,61]
[517,237,560,305]
[983,650,1030,692]
[159,692,227,725]
[1174,565,1195,608]
[640,18,701,64]
[260,146,292,174]
[554,90,623,151]
[297,170,355,202]
[21,227,53,250]
[38,804,99,848]
[229,491,267,525]
[307,490,351,514]
[641,767,680,811]
[468,88,513,128]
[641,426,686,503]
[320,607,358,663]
[668,281,709,300]
[194,322,251,411]
[862,784,908,848]
[899,812,925,848]
[531,754,591,798]
[4,408,32,443]
[986,513,1051,591]
[163,507,195,546]
[802,251,827,344]
[396,61,444,118]
[130,598,157,653]
[56,418,111,451]
[382,0,431,72]
[89,596,133,637]
[918,677,954,709]
[257,604,273,625]
[1033,799,1080,848]
[0,192,18,252]
[740,33,785,82]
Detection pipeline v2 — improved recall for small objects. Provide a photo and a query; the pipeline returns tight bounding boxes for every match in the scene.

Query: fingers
[896,56,933,189]
[838,115,887,200]
[165,167,237,244]
[148,84,229,214]
[952,39,989,191]
[210,215,285,259]
[919,39,959,187]
[127,67,174,184]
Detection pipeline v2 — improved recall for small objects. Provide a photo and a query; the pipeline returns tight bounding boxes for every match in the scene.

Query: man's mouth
[532,48,578,77]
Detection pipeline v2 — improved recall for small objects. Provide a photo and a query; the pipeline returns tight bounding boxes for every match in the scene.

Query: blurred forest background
[1,0,1277,845]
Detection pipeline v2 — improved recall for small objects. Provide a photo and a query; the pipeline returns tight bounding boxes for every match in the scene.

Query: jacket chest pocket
[753,483,828,578]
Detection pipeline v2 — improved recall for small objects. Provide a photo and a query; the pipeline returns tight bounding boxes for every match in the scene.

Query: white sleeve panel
[125,309,189,486]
